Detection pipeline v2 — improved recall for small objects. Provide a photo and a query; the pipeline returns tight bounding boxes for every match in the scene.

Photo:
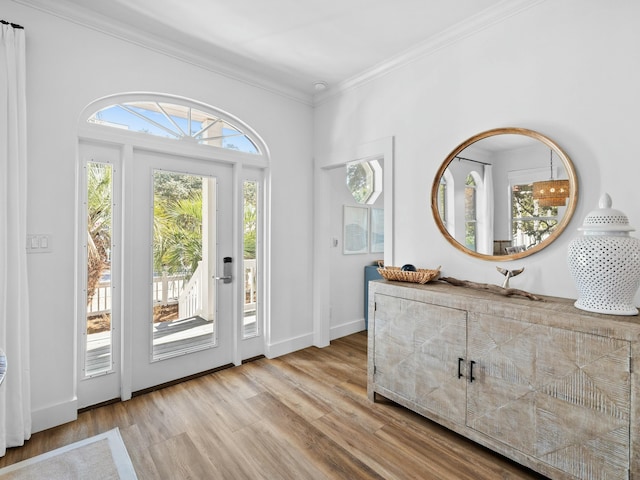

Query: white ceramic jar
[568,193,640,315]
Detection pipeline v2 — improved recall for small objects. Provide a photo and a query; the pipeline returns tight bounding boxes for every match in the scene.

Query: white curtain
[0,22,31,456]
[477,165,494,255]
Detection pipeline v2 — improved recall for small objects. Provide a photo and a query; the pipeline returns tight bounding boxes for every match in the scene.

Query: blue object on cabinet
[364,265,383,330]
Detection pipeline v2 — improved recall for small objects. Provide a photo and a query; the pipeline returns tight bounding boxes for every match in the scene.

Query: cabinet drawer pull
[469,360,476,383]
[458,357,464,379]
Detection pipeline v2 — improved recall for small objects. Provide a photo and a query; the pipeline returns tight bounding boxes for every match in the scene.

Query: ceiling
[21,0,535,100]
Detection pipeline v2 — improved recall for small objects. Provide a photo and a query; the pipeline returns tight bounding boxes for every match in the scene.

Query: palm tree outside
[86,162,112,334]
[152,171,204,322]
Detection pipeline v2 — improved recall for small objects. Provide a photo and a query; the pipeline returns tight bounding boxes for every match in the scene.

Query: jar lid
[578,193,635,232]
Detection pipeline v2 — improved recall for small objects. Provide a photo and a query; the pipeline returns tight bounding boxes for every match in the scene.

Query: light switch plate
[26,234,52,254]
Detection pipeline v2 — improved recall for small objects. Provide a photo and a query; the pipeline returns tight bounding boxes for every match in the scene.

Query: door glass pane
[85,162,113,376]
[243,180,258,338]
[152,170,216,360]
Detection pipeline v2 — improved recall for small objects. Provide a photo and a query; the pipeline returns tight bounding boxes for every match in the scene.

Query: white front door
[128,149,234,392]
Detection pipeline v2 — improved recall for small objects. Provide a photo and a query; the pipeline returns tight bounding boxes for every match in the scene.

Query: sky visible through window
[90,102,259,154]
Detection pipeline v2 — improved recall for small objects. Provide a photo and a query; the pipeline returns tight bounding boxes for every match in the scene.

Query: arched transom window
[88,100,260,154]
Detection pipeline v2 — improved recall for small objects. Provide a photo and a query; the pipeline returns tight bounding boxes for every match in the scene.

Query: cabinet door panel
[466,313,538,452]
[468,313,631,480]
[373,294,467,424]
[373,294,417,401]
[413,302,467,423]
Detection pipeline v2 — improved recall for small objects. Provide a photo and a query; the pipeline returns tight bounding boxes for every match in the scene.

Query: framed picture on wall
[370,208,384,253]
[343,205,369,254]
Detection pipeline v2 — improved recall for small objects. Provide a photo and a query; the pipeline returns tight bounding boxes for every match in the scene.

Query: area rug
[0,428,137,479]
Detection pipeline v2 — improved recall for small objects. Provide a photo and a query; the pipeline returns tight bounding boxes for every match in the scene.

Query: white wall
[5,2,314,431]
[315,0,640,304]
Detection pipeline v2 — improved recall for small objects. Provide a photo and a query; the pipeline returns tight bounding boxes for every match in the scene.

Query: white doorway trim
[312,137,394,347]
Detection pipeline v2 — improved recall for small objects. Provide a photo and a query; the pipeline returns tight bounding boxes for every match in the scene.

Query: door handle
[458,357,464,379]
[215,256,232,283]
[469,360,476,383]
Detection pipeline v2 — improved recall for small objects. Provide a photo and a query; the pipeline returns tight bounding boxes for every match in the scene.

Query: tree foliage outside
[153,171,202,202]
[244,181,257,259]
[346,163,373,204]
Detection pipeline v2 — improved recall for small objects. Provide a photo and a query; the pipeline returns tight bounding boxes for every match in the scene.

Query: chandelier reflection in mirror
[532,149,570,208]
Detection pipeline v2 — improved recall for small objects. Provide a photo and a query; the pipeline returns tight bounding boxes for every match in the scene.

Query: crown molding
[314,0,546,105]
[15,0,545,108]
[13,0,315,106]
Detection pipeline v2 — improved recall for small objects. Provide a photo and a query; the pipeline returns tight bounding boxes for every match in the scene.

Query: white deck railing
[244,258,257,315]
[178,261,204,319]
[87,260,258,317]
[88,282,112,316]
[153,272,188,306]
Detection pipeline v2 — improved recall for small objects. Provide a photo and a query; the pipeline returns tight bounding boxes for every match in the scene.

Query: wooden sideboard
[367,280,640,480]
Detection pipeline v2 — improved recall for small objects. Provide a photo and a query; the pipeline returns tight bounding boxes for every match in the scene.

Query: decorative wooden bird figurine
[496,266,524,289]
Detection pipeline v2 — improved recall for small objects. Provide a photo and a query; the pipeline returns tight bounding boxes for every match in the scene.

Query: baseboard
[266,320,366,358]
[266,332,314,359]
[31,398,78,433]
[330,318,366,341]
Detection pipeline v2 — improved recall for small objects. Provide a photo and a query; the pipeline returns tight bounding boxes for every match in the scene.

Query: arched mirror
[431,127,578,261]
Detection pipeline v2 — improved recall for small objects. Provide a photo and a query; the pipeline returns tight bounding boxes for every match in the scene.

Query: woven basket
[377,265,441,284]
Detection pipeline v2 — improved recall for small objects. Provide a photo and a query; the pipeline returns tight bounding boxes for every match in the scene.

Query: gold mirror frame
[430,127,578,261]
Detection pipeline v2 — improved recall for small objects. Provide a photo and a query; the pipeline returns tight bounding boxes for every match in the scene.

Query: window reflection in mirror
[464,174,477,251]
[511,182,560,250]
[437,178,447,224]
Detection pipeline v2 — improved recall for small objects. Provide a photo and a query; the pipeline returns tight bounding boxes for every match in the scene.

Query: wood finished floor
[0,332,547,479]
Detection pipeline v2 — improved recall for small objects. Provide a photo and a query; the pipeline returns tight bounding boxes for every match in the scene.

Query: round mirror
[431,127,578,261]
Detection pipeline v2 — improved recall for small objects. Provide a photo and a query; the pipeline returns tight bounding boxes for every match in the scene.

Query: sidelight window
[243,180,259,339]
[84,161,114,376]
